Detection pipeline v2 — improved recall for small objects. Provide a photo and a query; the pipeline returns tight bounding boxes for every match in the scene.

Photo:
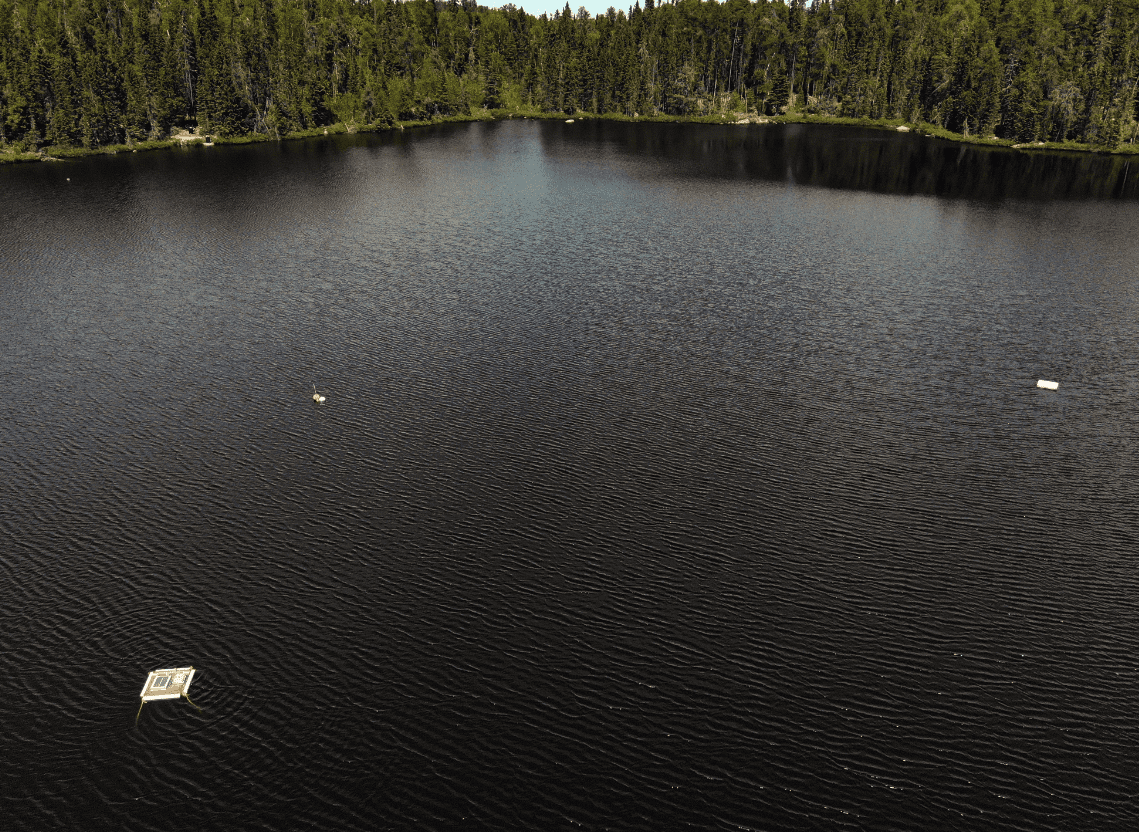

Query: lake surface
[2,120,1138,830]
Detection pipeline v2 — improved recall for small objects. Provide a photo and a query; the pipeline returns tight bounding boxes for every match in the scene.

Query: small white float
[137,666,199,721]
[1037,379,1059,390]
[313,384,326,403]
[566,119,574,123]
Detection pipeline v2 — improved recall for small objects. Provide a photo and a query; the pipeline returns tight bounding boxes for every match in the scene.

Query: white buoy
[1037,379,1059,390]
[566,118,574,123]
[312,384,326,403]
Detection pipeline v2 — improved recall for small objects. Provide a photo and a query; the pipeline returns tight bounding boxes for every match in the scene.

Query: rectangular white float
[1037,379,1059,390]
[140,667,195,702]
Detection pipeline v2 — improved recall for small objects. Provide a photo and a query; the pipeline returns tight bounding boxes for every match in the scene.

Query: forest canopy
[2,0,1138,151]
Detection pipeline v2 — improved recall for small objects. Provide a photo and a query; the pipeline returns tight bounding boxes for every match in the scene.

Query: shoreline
[4,109,1137,166]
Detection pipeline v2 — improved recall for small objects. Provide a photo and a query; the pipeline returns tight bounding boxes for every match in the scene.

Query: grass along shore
[4,107,1138,166]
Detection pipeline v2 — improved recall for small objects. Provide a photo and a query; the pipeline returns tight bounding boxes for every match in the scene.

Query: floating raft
[140,666,195,702]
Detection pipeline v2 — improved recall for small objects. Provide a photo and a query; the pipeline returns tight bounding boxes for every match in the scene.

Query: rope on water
[183,693,203,713]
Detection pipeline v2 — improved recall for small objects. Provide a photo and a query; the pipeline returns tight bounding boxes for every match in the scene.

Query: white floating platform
[1037,379,1059,390]
[141,666,195,702]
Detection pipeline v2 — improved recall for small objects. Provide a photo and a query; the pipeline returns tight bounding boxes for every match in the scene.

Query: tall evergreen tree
[2,0,1138,151]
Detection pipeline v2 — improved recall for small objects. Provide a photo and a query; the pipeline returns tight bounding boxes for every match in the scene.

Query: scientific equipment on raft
[137,666,200,722]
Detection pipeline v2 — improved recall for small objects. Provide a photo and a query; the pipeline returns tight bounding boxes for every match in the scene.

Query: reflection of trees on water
[543,121,1139,201]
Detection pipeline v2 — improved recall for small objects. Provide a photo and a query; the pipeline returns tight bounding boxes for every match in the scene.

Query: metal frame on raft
[137,666,201,721]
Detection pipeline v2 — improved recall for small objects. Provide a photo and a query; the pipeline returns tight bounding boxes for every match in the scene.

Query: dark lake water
[3,120,1138,830]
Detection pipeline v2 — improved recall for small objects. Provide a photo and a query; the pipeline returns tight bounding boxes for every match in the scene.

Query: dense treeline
[2,0,1138,152]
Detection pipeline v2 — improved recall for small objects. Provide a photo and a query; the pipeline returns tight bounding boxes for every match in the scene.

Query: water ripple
[2,121,1138,831]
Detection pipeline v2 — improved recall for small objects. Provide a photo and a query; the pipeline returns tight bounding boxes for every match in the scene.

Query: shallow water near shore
[2,120,1138,830]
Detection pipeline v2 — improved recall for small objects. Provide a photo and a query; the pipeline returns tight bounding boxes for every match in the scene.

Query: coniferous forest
[2,0,1139,154]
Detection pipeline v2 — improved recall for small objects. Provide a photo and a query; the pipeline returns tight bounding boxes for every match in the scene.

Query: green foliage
[2,0,1138,153]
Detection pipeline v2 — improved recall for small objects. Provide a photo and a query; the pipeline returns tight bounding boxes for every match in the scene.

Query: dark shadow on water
[539,120,1139,201]
[4,119,1134,204]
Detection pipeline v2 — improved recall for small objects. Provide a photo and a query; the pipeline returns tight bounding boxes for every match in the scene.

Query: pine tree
[1,0,1138,152]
